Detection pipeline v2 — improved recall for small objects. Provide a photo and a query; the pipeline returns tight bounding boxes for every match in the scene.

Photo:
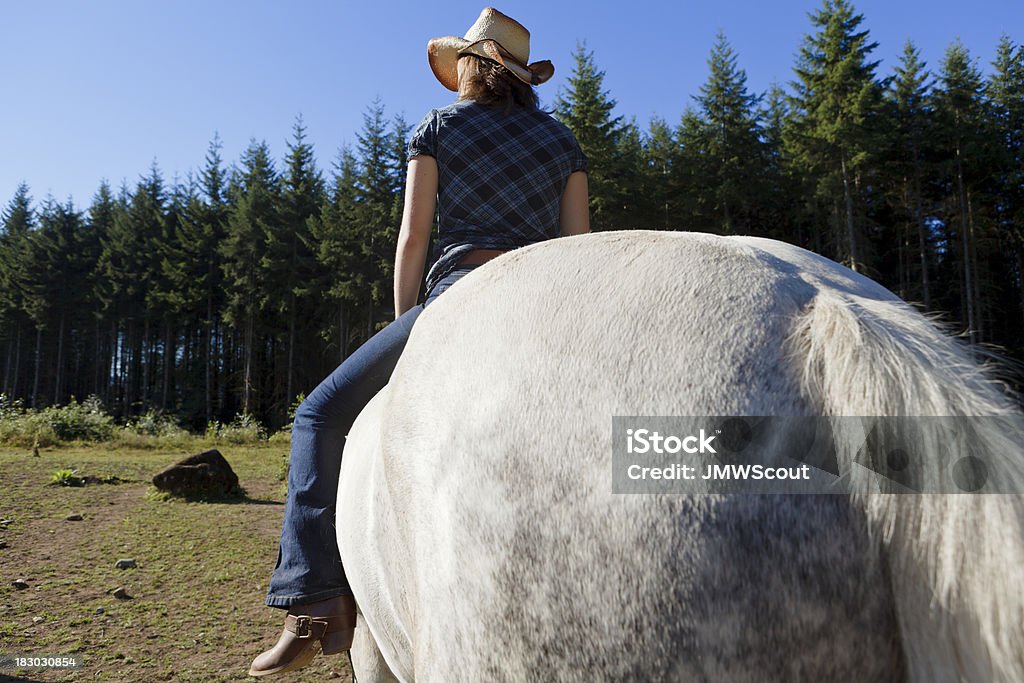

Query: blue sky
[2,0,1021,210]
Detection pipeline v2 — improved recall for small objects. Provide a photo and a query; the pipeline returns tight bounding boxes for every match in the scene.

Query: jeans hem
[265,587,353,609]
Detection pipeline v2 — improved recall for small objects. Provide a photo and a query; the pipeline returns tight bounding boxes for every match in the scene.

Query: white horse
[337,231,1024,682]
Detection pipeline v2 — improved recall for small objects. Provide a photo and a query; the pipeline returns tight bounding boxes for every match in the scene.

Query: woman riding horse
[249,7,589,677]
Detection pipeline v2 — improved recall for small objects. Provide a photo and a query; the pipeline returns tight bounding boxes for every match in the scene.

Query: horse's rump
[339,231,1024,682]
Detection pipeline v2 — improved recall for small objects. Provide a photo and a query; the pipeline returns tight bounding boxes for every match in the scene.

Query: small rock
[328,672,341,679]
[0,541,8,549]
[111,587,131,600]
[115,558,137,570]
[0,518,13,526]
[32,616,44,624]
[12,579,29,589]
[95,607,105,615]
[66,513,84,521]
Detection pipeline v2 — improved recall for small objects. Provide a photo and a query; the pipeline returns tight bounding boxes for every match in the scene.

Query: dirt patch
[0,446,353,682]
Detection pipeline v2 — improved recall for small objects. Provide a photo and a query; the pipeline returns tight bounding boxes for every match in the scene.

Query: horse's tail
[790,290,1024,682]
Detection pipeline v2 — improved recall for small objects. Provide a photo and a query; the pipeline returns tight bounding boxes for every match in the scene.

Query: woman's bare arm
[394,156,438,318]
[559,171,590,236]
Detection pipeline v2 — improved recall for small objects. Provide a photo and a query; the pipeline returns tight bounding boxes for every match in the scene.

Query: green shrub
[108,427,201,451]
[267,429,292,445]
[287,392,305,425]
[1,395,115,446]
[204,420,222,441]
[51,468,84,487]
[126,409,186,438]
[0,396,274,448]
[0,394,31,446]
[34,396,115,442]
[221,413,266,443]
[204,413,266,444]
[0,393,23,420]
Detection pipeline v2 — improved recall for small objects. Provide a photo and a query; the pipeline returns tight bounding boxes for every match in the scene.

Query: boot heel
[321,628,355,655]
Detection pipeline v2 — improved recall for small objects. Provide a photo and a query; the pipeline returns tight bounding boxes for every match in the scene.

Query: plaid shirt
[407,100,588,294]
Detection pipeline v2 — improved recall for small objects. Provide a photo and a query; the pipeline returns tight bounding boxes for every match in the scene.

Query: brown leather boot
[248,595,356,677]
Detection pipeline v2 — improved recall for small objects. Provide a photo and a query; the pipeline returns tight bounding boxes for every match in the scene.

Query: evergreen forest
[2,0,1023,429]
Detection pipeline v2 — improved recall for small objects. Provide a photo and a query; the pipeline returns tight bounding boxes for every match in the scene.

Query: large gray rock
[152,449,239,496]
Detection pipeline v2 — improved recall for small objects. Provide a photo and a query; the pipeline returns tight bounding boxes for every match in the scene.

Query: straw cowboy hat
[427,7,554,92]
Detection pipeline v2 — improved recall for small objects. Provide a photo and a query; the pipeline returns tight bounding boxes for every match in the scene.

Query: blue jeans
[265,266,476,608]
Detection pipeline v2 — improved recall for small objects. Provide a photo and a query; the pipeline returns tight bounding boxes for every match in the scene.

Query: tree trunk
[840,154,858,272]
[967,189,983,342]
[217,322,228,421]
[811,198,822,255]
[897,194,907,299]
[1017,246,1024,333]
[112,320,120,408]
[243,308,254,416]
[124,320,134,416]
[910,154,931,310]
[31,326,42,409]
[94,318,102,398]
[205,296,213,424]
[109,320,118,406]
[2,325,13,396]
[11,323,21,399]
[955,149,976,344]
[141,317,151,407]
[71,322,81,401]
[339,301,347,364]
[915,197,931,310]
[367,291,374,339]
[162,320,172,410]
[183,324,192,408]
[54,311,65,404]
[287,297,296,408]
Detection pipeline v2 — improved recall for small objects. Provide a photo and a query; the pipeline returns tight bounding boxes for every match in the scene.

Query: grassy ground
[0,443,353,682]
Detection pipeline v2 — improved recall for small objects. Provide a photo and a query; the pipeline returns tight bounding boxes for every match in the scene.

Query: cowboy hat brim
[427,36,468,92]
[427,37,554,92]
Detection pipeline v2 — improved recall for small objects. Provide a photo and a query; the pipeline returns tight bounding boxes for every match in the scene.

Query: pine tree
[86,181,117,402]
[95,166,166,415]
[934,41,992,342]
[675,108,712,232]
[309,147,363,365]
[221,140,278,415]
[759,84,802,243]
[355,101,402,332]
[788,0,884,270]
[642,117,679,230]
[147,174,190,411]
[555,44,626,229]
[199,135,229,423]
[616,118,646,229]
[884,41,934,306]
[266,116,325,416]
[21,197,88,406]
[989,36,1024,343]
[0,183,35,398]
[693,32,770,235]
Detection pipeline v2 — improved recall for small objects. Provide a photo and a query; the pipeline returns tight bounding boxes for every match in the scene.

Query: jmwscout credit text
[612,416,1024,494]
